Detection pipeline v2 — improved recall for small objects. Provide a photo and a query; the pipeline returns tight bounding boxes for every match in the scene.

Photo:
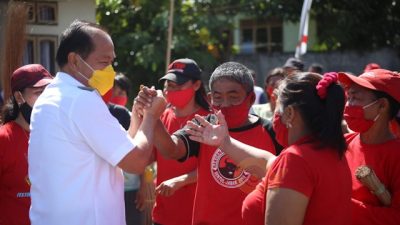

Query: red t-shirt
[176,116,276,225]
[0,121,31,225]
[242,178,266,225]
[152,107,209,225]
[264,136,352,225]
[345,133,400,225]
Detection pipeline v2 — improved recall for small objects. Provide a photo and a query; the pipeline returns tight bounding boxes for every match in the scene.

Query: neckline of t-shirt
[228,117,261,132]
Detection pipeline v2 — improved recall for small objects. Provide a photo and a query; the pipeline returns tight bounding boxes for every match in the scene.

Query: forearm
[128,110,142,137]
[174,169,198,187]
[351,198,400,225]
[153,119,187,160]
[220,137,276,178]
[127,115,157,171]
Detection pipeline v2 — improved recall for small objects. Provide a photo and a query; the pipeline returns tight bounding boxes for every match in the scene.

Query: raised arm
[132,86,188,160]
[118,89,166,173]
[186,111,276,178]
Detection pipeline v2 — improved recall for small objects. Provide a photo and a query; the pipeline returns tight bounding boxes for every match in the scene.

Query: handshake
[132,85,167,119]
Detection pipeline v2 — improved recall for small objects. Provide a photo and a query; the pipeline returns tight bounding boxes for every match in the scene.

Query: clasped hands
[133,86,230,147]
[132,85,166,119]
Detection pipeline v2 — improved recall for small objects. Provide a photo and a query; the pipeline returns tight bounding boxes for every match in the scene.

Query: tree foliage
[96,0,400,96]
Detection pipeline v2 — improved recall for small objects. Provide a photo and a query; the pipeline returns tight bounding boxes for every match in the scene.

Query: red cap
[11,64,53,93]
[338,69,400,103]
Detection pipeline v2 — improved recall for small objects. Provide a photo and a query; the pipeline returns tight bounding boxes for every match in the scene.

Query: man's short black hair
[56,20,107,68]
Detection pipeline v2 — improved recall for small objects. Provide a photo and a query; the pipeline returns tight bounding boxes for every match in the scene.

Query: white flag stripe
[295,0,313,59]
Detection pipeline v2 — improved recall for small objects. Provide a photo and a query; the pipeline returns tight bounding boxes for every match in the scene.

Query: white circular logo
[210,149,251,188]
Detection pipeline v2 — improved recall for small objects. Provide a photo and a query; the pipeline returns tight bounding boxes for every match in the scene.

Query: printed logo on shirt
[16,192,30,198]
[210,149,251,188]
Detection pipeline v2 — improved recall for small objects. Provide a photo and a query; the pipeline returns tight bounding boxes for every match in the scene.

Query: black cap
[159,58,202,85]
[283,57,304,71]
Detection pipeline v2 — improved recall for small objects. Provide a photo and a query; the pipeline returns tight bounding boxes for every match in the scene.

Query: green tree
[96,0,232,96]
[96,0,400,97]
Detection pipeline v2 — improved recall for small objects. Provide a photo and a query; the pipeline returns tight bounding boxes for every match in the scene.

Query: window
[240,19,283,54]
[27,1,58,25]
[23,35,58,75]
[26,2,36,23]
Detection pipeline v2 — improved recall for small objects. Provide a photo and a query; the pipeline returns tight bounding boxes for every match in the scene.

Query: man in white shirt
[28,20,166,225]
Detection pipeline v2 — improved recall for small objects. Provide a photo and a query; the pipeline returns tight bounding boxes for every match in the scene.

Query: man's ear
[68,52,79,69]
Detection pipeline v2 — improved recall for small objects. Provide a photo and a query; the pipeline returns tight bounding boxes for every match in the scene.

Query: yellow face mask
[77,56,116,96]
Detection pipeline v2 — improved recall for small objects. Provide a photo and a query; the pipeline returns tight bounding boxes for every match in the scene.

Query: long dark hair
[1,96,19,124]
[193,79,210,111]
[278,72,347,158]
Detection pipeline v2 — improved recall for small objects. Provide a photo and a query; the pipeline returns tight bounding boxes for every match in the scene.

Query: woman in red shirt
[187,72,352,225]
[137,58,210,225]
[338,69,400,225]
[0,64,52,225]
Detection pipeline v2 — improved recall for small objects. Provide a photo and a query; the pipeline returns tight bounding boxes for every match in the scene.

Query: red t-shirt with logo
[175,116,276,225]
[345,133,400,225]
[152,107,209,225]
[264,136,352,225]
[0,121,31,225]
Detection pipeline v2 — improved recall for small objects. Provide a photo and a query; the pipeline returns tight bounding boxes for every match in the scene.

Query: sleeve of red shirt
[267,150,315,198]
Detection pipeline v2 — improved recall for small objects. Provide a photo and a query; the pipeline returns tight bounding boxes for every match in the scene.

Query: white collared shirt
[28,72,135,225]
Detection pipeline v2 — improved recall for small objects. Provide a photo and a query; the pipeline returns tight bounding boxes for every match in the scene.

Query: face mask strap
[373,113,381,122]
[363,99,378,109]
[74,55,94,82]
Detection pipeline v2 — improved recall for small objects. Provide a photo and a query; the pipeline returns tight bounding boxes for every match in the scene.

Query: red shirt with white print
[175,116,276,225]
[0,121,31,225]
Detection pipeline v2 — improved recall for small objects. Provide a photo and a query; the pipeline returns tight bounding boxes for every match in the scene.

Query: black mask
[20,102,33,124]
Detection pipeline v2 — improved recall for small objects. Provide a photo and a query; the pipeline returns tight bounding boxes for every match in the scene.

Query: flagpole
[295,0,313,59]
[165,0,175,73]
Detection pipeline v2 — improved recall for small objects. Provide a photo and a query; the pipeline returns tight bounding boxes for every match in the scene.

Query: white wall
[26,0,96,37]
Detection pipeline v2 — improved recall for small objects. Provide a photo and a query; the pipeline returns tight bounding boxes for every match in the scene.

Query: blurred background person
[308,63,324,74]
[250,69,267,105]
[0,64,53,225]
[252,67,285,120]
[282,57,304,77]
[363,63,381,72]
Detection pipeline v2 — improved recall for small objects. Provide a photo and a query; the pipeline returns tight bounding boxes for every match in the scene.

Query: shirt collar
[55,71,86,87]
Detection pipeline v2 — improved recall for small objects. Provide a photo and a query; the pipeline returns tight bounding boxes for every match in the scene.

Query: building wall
[232,15,318,54]
[231,48,400,86]
[27,0,96,36]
